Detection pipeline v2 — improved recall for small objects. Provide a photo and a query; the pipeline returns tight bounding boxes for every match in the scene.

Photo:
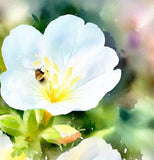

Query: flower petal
[57,137,122,160]
[38,100,79,116]
[67,22,105,69]
[43,14,84,72]
[70,46,119,87]
[2,25,43,69]
[0,131,12,149]
[0,68,42,111]
[43,15,105,72]
[73,69,121,111]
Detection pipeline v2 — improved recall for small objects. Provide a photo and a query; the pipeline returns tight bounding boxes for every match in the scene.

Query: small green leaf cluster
[0,109,61,160]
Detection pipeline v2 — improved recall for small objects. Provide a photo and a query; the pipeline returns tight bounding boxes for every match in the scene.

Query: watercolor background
[0,0,154,159]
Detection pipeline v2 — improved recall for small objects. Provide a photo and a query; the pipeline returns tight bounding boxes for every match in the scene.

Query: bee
[35,68,45,83]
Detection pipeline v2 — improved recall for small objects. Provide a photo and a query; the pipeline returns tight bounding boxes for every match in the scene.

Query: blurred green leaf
[23,110,38,134]
[87,127,114,138]
[0,114,23,136]
[104,130,142,160]
[32,14,40,23]
[85,103,119,130]
[103,97,154,160]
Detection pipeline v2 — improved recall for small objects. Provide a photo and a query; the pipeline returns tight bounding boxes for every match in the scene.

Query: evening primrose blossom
[57,137,122,160]
[0,131,27,160]
[0,15,121,115]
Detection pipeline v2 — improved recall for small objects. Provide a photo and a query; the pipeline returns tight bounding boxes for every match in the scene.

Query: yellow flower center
[33,57,81,103]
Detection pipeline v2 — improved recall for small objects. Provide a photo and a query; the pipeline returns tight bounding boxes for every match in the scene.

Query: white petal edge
[57,137,122,160]
[2,24,43,69]
[0,69,43,111]
[73,69,121,111]
[70,46,120,87]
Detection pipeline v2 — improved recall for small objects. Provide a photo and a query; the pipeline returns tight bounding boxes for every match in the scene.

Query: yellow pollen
[44,57,52,69]
[39,61,81,103]
[33,60,40,66]
[54,63,60,73]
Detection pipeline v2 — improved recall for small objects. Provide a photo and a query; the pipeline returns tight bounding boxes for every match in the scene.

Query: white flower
[0,131,27,160]
[57,137,122,160]
[1,14,121,115]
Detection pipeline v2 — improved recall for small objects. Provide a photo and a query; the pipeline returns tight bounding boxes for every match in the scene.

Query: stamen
[54,63,60,73]
[61,67,73,88]
[53,73,58,85]
[68,76,81,88]
[66,67,73,80]
[33,60,40,66]
[44,57,52,69]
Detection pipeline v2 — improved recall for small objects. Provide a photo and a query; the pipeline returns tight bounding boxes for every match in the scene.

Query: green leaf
[0,114,23,136]
[12,133,42,160]
[35,109,44,124]
[12,136,42,160]
[0,51,6,75]
[46,116,54,127]
[41,127,62,144]
[23,110,38,134]
[12,136,29,157]
[26,138,42,160]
